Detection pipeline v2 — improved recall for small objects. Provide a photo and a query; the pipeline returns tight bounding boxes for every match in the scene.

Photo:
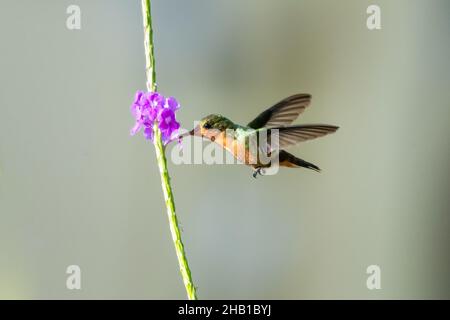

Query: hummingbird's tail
[278,150,321,172]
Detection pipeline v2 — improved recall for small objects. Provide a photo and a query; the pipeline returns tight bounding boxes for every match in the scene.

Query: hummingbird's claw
[252,168,262,178]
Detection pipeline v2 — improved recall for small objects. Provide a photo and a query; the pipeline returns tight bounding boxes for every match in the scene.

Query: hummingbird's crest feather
[247,94,311,129]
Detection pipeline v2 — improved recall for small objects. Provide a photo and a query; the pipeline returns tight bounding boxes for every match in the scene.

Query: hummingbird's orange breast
[212,132,258,166]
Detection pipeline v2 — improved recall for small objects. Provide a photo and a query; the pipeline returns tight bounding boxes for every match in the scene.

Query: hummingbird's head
[185,114,235,142]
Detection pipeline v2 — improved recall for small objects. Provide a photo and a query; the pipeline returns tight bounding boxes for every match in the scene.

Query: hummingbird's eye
[203,122,212,129]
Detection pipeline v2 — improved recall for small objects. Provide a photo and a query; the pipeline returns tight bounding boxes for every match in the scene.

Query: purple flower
[143,126,154,141]
[130,91,145,118]
[165,97,180,111]
[148,92,165,109]
[158,108,180,144]
[130,92,159,137]
[130,90,181,144]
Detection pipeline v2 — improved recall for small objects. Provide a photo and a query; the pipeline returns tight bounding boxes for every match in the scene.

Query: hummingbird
[181,94,338,178]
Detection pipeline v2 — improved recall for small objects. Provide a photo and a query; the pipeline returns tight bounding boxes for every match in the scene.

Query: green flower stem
[141,0,198,300]
[141,0,156,92]
[152,127,198,300]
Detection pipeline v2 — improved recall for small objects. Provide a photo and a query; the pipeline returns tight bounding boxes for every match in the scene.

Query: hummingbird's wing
[247,94,312,129]
[267,125,338,152]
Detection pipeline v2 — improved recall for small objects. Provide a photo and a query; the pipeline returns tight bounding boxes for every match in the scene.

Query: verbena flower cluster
[130,91,180,144]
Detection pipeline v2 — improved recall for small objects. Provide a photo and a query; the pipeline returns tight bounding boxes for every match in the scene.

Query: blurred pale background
[0,0,449,299]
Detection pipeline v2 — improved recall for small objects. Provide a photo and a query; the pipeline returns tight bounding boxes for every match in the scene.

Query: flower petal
[134,91,144,105]
[143,127,154,140]
[130,121,142,136]
[158,108,175,130]
[148,92,165,109]
[166,97,180,111]
[130,103,140,119]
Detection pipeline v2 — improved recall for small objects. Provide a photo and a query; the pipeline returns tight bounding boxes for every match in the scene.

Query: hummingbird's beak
[178,128,197,139]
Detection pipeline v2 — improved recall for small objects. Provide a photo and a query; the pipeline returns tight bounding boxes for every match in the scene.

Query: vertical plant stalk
[141,0,198,300]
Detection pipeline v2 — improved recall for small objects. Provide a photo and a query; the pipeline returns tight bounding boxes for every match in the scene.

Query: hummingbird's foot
[253,168,262,178]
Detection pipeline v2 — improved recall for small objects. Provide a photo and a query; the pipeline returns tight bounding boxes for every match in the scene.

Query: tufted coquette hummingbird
[180,94,339,178]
